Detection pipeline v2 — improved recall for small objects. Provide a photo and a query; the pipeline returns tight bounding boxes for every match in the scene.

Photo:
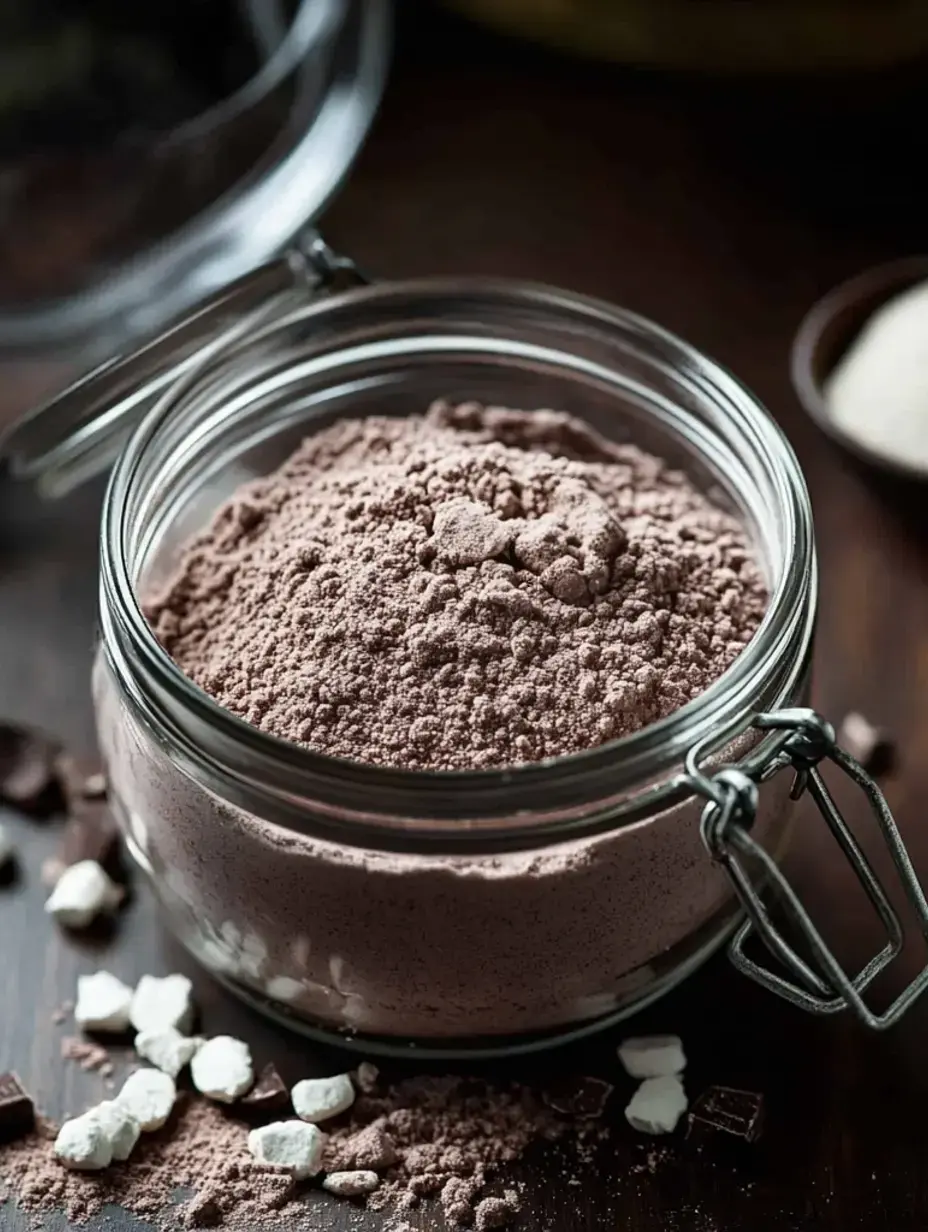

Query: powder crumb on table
[60,1037,112,1073]
[324,1074,597,1225]
[475,1193,521,1229]
[0,1072,606,1229]
[50,1001,74,1026]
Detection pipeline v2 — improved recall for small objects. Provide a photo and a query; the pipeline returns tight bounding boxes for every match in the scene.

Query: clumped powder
[60,1037,114,1075]
[146,401,766,771]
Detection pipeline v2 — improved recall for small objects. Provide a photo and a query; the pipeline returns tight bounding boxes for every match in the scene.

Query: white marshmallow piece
[323,1170,380,1196]
[248,1121,327,1180]
[74,971,135,1033]
[190,1036,254,1103]
[135,1026,203,1079]
[625,1075,688,1135]
[117,1068,176,1132]
[618,1035,686,1080]
[93,1100,141,1162]
[54,1113,113,1171]
[0,822,15,869]
[354,1062,379,1094]
[45,860,122,929]
[129,973,195,1034]
[292,1074,355,1123]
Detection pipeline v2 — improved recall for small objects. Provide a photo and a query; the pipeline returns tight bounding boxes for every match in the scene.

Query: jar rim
[100,275,816,849]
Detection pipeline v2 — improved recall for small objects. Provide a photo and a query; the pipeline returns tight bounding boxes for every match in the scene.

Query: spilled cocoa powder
[323,1074,600,1223]
[146,401,766,771]
[60,1037,114,1076]
[1,1096,301,1230]
[0,1077,602,1229]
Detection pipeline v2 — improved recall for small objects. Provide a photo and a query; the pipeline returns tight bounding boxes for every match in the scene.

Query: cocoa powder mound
[145,401,767,771]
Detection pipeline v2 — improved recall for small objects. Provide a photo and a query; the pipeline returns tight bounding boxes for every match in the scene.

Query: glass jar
[6,240,927,1056]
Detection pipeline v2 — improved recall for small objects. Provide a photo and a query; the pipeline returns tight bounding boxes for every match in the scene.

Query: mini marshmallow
[323,1170,380,1196]
[44,860,122,929]
[292,1074,355,1123]
[129,973,195,1034]
[618,1035,686,1080]
[265,975,304,1003]
[74,971,135,1033]
[54,1113,113,1171]
[191,1036,254,1103]
[354,1062,379,1094]
[248,1120,327,1180]
[135,1026,203,1079]
[625,1075,688,1135]
[117,1068,176,1132]
[0,822,14,869]
[93,1100,141,1162]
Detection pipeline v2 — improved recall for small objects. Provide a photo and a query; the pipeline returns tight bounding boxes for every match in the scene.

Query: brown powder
[1,1078,601,1229]
[475,1193,521,1230]
[146,400,766,771]
[60,1037,112,1074]
[50,1001,74,1026]
[323,1075,603,1225]
[0,1096,298,1229]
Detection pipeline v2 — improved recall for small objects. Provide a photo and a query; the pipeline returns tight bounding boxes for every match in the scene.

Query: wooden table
[3,8,928,1229]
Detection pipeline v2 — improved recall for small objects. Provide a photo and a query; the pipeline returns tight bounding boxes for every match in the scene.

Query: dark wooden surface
[3,8,928,1230]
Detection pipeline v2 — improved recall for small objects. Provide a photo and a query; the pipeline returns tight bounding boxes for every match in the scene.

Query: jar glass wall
[93,280,816,1054]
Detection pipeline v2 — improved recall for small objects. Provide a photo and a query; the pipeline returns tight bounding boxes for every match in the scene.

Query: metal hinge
[685,707,928,1029]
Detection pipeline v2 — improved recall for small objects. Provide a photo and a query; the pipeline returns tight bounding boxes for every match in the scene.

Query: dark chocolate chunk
[50,753,120,879]
[0,723,61,815]
[543,1075,613,1119]
[53,754,106,813]
[687,1085,765,1142]
[240,1063,288,1111]
[53,806,120,877]
[0,1072,36,1142]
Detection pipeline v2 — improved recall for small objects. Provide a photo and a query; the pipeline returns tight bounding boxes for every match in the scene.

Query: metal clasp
[685,707,928,1029]
[292,232,369,294]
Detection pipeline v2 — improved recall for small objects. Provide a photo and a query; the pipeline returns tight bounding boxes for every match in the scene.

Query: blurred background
[0,0,925,429]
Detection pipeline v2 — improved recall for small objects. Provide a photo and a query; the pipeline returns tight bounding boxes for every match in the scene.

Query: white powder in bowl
[825,280,928,471]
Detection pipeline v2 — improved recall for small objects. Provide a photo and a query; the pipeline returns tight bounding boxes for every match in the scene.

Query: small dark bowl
[791,257,928,482]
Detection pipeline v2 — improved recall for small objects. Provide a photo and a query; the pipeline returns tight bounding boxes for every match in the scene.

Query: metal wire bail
[685,707,928,1029]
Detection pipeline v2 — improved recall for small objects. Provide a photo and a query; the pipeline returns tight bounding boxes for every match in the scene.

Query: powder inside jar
[145,401,766,771]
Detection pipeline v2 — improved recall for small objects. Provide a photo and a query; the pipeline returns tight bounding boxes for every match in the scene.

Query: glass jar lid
[0,0,388,367]
[0,233,364,497]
